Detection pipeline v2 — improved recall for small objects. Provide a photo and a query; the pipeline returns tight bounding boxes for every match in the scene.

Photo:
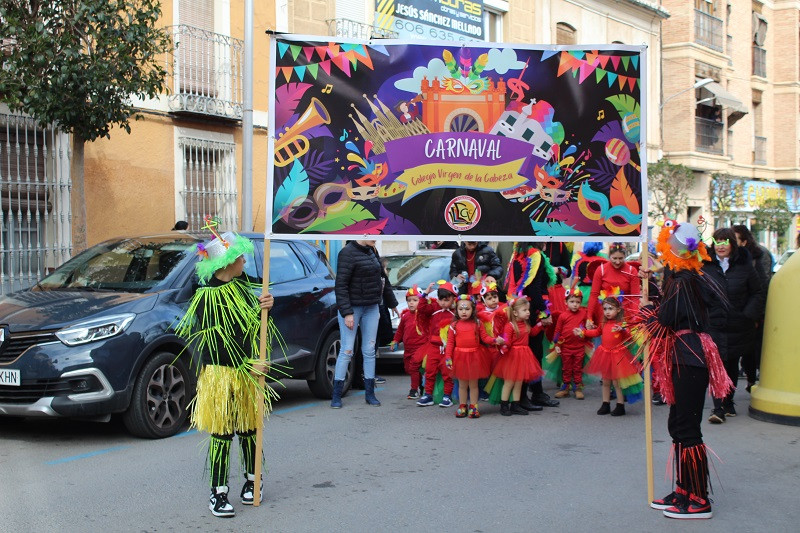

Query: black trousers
[667,365,710,499]
[210,430,257,488]
[713,345,741,410]
[528,331,545,396]
[668,365,708,447]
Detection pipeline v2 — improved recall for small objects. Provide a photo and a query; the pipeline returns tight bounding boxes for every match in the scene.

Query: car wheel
[122,352,194,438]
[307,330,353,399]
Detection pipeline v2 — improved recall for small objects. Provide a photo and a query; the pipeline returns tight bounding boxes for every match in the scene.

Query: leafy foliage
[648,158,695,220]
[709,172,746,226]
[0,0,171,141]
[753,197,793,235]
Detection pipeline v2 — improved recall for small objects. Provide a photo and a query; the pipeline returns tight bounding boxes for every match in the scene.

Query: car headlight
[56,314,136,346]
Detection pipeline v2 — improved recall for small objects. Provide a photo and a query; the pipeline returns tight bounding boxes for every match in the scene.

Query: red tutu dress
[584,321,642,381]
[446,319,497,380]
[494,320,545,382]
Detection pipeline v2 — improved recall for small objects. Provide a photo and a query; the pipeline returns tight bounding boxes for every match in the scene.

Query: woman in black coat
[704,228,766,423]
[331,240,396,408]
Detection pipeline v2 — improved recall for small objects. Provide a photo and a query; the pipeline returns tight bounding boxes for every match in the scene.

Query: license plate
[0,369,20,386]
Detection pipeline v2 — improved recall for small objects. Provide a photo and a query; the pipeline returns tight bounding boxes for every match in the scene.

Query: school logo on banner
[445,195,481,231]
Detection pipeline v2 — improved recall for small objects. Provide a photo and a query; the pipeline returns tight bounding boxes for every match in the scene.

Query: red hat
[565,286,583,300]
[585,257,609,283]
[406,285,424,298]
[436,280,457,297]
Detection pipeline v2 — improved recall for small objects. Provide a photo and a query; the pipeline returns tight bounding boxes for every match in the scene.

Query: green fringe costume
[176,267,282,489]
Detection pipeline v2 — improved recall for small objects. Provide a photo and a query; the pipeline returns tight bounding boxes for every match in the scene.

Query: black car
[0,233,355,438]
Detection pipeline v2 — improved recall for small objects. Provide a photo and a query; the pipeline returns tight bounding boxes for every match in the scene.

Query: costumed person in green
[176,219,280,518]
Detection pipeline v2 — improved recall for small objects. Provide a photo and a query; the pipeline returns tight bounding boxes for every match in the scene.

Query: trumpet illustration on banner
[274,97,331,167]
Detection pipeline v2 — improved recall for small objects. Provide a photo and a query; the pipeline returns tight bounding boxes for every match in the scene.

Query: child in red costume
[447,295,504,418]
[587,243,639,328]
[495,297,545,416]
[391,285,429,400]
[553,288,590,399]
[583,288,643,416]
[416,281,457,408]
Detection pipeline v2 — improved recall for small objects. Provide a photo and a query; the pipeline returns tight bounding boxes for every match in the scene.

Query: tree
[709,172,746,227]
[0,0,171,252]
[647,158,695,220]
[753,197,793,251]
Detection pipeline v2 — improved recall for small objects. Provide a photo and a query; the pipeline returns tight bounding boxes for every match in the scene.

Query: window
[695,0,715,15]
[295,242,333,278]
[178,135,238,232]
[0,113,71,295]
[556,23,577,45]
[269,241,305,284]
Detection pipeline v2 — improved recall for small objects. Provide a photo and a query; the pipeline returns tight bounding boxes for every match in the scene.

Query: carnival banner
[268,37,647,240]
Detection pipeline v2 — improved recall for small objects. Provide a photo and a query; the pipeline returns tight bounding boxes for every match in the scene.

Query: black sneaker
[209,487,235,517]
[708,408,725,424]
[663,495,712,519]
[375,376,386,384]
[241,474,262,505]
[597,402,611,415]
[407,388,420,400]
[531,393,560,407]
[651,489,686,510]
[723,402,736,417]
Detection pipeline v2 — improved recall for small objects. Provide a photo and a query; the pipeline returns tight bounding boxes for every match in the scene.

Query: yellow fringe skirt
[191,364,274,435]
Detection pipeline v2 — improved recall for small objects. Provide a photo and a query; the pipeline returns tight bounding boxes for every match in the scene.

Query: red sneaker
[663,494,712,519]
[651,487,686,510]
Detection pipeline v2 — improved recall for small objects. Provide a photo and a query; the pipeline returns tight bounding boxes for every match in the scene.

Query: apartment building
[661,0,800,249]
[1,0,668,291]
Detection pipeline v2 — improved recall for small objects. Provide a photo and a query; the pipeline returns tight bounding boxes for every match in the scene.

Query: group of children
[392,276,643,418]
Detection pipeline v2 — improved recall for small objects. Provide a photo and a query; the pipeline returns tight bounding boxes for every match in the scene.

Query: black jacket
[704,248,765,347]
[449,242,503,281]
[335,242,395,317]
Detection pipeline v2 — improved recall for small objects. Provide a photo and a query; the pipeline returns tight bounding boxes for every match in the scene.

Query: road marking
[46,445,131,465]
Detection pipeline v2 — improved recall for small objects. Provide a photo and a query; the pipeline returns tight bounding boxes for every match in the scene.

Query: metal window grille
[752,46,767,77]
[695,117,724,154]
[167,25,243,119]
[695,10,723,52]
[179,137,238,231]
[0,113,71,295]
[754,136,767,165]
[327,18,398,39]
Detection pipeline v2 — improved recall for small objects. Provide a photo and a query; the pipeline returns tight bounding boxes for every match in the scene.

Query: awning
[701,82,748,115]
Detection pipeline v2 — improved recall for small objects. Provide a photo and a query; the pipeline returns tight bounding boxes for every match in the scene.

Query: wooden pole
[253,238,271,506]
[640,241,654,505]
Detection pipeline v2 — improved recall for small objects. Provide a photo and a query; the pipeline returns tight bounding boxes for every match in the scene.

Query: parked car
[0,233,353,438]
[378,250,454,360]
[773,249,795,274]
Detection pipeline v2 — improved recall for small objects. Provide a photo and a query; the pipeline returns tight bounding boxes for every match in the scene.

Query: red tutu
[451,346,492,380]
[493,345,544,382]
[586,345,641,381]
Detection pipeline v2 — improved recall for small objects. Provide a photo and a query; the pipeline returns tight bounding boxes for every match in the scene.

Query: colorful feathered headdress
[195,216,254,284]
[598,286,624,304]
[655,219,710,273]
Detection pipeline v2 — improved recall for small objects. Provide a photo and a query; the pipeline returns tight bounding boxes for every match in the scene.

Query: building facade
[661,0,800,251]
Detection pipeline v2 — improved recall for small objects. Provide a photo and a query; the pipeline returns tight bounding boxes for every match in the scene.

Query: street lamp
[660,78,714,109]
[659,78,715,155]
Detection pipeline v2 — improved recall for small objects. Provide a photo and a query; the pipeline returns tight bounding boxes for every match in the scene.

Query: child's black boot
[500,400,511,416]
[510,401,529,415]
[597,401,611,415]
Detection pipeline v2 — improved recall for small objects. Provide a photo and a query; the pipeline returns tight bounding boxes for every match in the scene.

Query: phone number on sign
[393,19,478,41]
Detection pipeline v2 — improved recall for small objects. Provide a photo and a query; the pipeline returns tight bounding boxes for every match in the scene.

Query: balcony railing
[694,10,723,52]
[167,25,243,120]
[752,46,767,77]
[754,136,767,165]
[327,18,399,39]
[695,117,724,155]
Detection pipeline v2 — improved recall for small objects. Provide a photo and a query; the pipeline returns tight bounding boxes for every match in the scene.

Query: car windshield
[36,236,197,292]
[387,255,451,290]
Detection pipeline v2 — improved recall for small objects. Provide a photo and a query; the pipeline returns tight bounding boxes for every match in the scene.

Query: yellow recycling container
[749,249,800,425]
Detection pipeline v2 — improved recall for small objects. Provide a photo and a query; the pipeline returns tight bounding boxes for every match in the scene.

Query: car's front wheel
[123,352,194,438]
[307,330,353,399]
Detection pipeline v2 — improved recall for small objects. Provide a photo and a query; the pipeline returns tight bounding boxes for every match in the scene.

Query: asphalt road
[2,368,798,532]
